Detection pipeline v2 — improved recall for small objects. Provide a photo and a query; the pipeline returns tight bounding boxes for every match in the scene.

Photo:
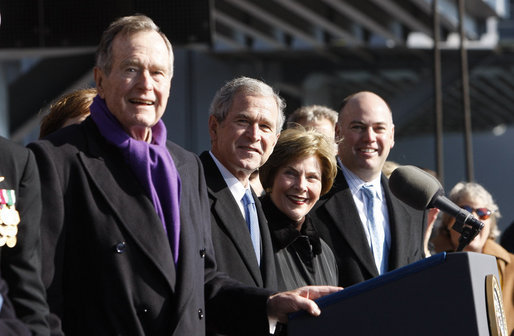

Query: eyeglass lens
[461,205,491,220]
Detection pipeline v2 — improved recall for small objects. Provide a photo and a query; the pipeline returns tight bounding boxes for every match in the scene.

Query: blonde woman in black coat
[259,127,338,291]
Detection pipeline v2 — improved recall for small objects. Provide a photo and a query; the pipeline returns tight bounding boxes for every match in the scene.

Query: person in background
[500,220,514,254]
[286,105,338,141]
[259,127,338,291]
[381,160,399,179]
[29,15,339,336]
[419,167,440,257]
[39,88,96,138]
[431,181,513,334]
[310,91,427,288]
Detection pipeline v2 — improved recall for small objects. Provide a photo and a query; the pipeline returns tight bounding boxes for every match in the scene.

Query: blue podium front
[288,252,501,336]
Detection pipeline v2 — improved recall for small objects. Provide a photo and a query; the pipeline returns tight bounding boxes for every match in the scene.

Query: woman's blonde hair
[259,127,337,196]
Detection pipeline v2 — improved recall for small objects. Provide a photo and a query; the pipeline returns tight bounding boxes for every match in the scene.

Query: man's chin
[237,160,260,173]
[356,158,378,170]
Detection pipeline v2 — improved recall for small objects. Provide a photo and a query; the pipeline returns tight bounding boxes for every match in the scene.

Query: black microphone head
[388,165,443,210]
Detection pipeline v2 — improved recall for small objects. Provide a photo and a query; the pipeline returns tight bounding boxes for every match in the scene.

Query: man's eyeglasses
[460,205,492,220]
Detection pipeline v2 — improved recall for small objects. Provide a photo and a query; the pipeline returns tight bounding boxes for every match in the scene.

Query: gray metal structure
[2,0,514,228]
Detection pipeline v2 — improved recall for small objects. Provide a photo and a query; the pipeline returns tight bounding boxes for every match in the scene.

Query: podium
[288,252,506,335]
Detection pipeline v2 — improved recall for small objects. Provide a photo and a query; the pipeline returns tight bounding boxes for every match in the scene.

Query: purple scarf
[90,95,181,264]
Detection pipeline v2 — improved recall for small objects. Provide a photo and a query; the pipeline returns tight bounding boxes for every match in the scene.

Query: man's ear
[272,132,280,148]
[390,124,395,149]
[208,115,219,141]
[93,67,105,98]
[335,122,342,142]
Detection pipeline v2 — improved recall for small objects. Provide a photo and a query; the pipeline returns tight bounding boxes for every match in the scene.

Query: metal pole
[458,0,474,182]
[433,0,444,184]
[38,0,45,47]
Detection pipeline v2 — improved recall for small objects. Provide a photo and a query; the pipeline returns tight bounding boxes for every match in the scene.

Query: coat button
[137,306,150,316]
[114,242,126,253]
[199,249,206,258]
[198,308,204,320]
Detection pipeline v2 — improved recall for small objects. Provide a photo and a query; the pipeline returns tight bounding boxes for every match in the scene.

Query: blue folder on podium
[288,252,502,336]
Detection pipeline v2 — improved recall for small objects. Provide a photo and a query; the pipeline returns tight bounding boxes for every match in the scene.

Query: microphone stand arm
[451,212,484,252]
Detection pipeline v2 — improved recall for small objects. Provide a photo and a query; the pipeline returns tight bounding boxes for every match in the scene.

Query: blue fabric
[242,189,261,265]
[89,95,181,264]
[362,184,387,274]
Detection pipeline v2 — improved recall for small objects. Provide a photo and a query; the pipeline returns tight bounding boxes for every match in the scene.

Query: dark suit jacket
[310,167,426,288]
[0,136,53,335]
[200,152,277,291]
[28,118,273,336]
[0,273,31,336]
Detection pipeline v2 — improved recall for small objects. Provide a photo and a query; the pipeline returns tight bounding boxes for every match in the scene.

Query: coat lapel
[382,174,423,269]
[212,187,264,286]
[168,147,197,325]
[253,192,277,289]
[322,170,379,277]
[200,152,264,287]
[78,120,176,292]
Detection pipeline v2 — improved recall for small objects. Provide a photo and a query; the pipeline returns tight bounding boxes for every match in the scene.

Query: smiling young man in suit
[310,91,427,288]
[200,77,284,296]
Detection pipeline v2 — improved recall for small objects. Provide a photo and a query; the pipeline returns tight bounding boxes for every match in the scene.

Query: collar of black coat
[260,194,322,255]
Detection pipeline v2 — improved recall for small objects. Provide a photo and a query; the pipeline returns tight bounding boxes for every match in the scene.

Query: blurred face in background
[448,195,491,253]
[301,117,335,140]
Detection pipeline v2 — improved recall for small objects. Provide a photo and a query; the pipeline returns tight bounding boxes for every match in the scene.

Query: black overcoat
[200,151,277,291]
[310,167,427,288]
[29,119,272,336]
[0,136,53,335]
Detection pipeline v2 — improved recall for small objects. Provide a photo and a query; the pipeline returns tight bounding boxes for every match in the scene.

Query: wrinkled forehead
[113,30,173,70]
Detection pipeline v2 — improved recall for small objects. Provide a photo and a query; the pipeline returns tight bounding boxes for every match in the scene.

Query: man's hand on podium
[266,285,343,323]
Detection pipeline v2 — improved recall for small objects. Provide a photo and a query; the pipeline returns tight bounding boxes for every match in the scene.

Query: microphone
[388,165,484,251]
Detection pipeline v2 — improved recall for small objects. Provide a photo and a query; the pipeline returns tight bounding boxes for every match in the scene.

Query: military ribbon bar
[0,189,15,206]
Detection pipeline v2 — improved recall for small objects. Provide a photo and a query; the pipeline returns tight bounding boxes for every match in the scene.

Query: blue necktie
[242,189,261,265]
[362,185,386,274]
